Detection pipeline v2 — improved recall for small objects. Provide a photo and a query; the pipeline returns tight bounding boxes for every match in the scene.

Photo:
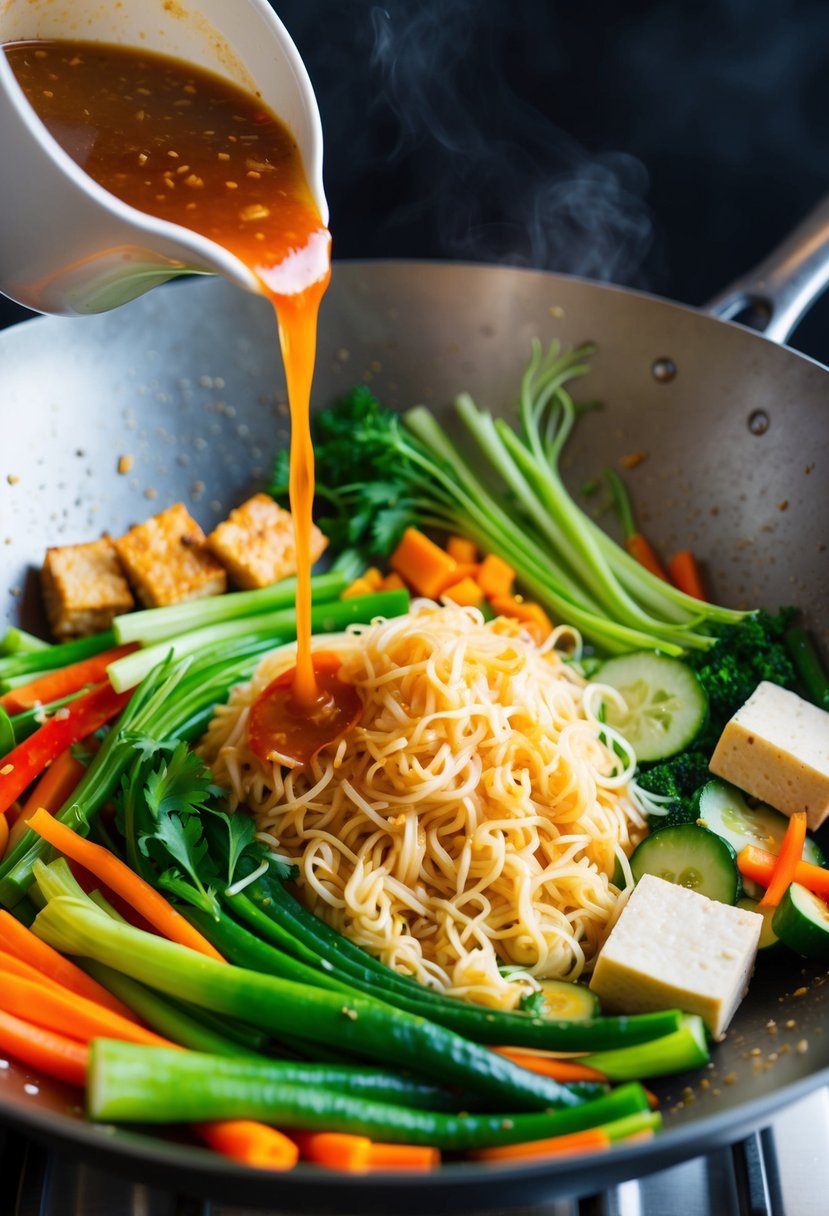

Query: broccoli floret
[687,609,797,750]
[636,750,710,829]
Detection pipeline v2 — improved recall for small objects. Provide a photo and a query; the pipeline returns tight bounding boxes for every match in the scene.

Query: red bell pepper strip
[0,681,131,815]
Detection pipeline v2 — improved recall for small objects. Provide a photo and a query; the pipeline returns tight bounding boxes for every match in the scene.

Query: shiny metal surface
[0,262,828,1206]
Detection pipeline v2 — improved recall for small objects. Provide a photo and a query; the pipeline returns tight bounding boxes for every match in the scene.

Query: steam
[367,2,654,284]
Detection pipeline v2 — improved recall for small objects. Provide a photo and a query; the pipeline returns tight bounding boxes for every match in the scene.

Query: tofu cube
[206,493,327,590]
[114,503,226,607]
[710,682,829,831]
[41,537,134,638]
[589,874,762,1038]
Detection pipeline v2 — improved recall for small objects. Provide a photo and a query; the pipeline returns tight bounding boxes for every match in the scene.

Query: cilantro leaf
[143,741,220,820]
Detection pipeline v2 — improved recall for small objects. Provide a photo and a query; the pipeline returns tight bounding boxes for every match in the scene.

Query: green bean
[88,1041,650,1150]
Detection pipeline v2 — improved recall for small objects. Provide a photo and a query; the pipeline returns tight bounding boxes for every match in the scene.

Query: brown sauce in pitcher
[5,39,358,761]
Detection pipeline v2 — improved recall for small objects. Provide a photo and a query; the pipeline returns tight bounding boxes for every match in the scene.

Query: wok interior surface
[0,263,828,1209]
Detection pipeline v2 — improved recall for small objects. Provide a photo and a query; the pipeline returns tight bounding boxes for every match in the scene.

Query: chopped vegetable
[0,681,132,816]
[0,967,169,1048]
[630,823,740,905]
[758,812,808,908]
[0,644,137,714]
[0,911,136,1018]
[597,651,708,762]
[737,844,829,902]
[112,571,346,646]
[8,746,86,852]
[0,1007,88,1087]
[771,883,829,957]
[668,550,707,601]
[107,588,408,692]
[389,528,459,599]
[194,1120,300,1172]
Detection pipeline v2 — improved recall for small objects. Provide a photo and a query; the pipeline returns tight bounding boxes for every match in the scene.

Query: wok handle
[705,196,829,344]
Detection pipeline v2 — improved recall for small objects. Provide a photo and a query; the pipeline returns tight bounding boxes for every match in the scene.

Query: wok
[1,202,828,1210]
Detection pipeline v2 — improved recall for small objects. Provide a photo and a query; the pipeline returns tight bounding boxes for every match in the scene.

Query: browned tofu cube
[41,536,135,638]
[206,493,328,589]
[114,503,227,607]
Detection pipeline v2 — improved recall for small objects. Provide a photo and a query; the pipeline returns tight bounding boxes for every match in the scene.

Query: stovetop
[3,1087,828,1216]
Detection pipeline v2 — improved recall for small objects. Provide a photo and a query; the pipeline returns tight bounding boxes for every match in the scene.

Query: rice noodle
[200,600,648,1010]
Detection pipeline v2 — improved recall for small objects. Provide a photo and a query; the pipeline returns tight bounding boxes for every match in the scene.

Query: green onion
[583,1016,709,1080]
[0,627,51,656]
[108,588,408,692]
[112,571,346,646]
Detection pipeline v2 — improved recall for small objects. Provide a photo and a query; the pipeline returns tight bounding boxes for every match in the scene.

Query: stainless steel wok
[0,202,828,1211]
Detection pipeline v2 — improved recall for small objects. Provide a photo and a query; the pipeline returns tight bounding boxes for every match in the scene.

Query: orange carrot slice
[0,644,138,714]
[8,746,86,852]
[758,812,808,908]
[667,550,707,600]
[491,1048,607,1083]
[0,970,170,1047]
[195,1120,299,1171]
[738,845,829,900]
[291,1130,373,1172]
[0,1008,88,1088]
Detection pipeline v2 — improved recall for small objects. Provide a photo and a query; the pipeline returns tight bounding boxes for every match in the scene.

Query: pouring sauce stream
[5,39,357,757]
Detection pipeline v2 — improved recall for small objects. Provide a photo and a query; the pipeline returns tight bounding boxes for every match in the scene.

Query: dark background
[2,0,828,358]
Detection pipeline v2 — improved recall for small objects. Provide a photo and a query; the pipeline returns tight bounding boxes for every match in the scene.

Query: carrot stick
[738,844,829,900]
[8,746,86,852]
[470,1126,610,1163]
[0,970,170,1047]
[605,468,669,581]
[668,550,707,601]
[194,1120,299,1171]
[290,1130,373,1172]
[0,948,78,992]
[26,808,225,962]
[624,533,669,581]
[0,682,131,815]
[757,812,808,908]
[0,910,138,1020]
[365,1142,439,1171]
[0,811,7,860]
[491,1048,607,1083]
[0,1008,88,1088]
[0,644,138,714]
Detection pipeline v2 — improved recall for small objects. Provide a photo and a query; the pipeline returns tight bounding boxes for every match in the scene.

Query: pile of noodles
[200,601,648,1010]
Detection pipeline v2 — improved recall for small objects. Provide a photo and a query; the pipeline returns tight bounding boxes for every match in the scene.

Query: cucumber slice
[772,883,829,958]
[696,780,825,898]
[596,652,707,762]
[630,823,740,904]
[534,979,599,1021]
[736,896,779,951]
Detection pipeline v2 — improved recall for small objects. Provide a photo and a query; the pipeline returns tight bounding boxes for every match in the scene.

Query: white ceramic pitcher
[0,0,327,315]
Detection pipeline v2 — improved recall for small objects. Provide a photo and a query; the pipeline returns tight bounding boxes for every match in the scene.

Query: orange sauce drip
[6,40,352,742]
